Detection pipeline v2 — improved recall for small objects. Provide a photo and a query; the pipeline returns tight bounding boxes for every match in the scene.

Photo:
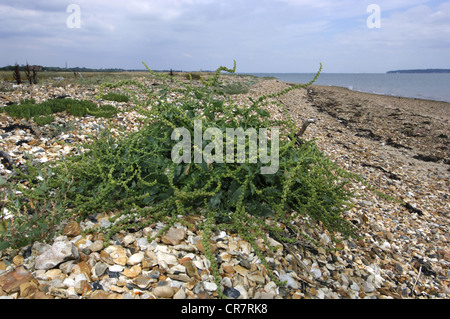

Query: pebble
[153,286,175,298]
[223,287,240,298]
[34,239,79,270]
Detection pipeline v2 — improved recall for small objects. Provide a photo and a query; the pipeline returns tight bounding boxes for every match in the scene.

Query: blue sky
[1,0,449,73]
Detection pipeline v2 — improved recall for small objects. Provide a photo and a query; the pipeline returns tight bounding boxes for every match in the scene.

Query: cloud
[0,0,449,72]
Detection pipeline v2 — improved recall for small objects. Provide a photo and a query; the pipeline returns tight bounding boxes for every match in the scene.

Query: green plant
[101,92,129,102]
[2,98,119,120]
[185,73,203,81]
[1,61,360,298]
[220,82,249,95]
[34,115,55,126]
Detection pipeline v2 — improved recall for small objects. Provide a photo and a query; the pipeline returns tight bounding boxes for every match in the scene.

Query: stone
[19,281,39,298]
[248,272,266,286]
[136,238,149,250]
[114,257,128,266]
[181,260,199,278]
[350,283,361,292]
[239,259,251,270]
[133,276,154,289]
[90,290,123,299]
[90,240,104,252]
[224,287,241,299]
[234,265,249,277]
[0,266,34,294]
[222,264,235,274]
[12,255,24,266]
[35,240,79,270]
[196,240,216,254]
[32,291,54,299]
[204,282,218,292]
[123,234,136,246]
[234,284,249,299]
[93,262,108,278]
[45,269,63,280]
[221,277,233,289]
[105,245,128,259]
[279,273,299,289]
[153,286,175,298]
[311,267,322,279]
[62,221,81,237]
[59,260,76,274]
[173,287,186,299]
[156,252,178,266]
[108,264,124,273]
[161,227,186,246]
[256,292,275,299]
[364,281,376,293]
[75,261,91,278]
[123,265,142,278]
[128,252,145,265]
[173,244,197,253]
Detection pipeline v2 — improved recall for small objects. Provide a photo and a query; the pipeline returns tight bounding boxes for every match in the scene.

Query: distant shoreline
[386,69,450,74]
[307,84,450,106]
[250,73,450,103]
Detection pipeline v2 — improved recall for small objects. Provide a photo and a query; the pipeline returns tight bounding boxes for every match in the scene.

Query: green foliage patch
[220,82,250,95]
[1,61,360,297]
[100,92,130,102]
[1,98,119,123]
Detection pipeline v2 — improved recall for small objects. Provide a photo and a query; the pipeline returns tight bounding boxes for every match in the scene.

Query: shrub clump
[220,82,250,95]
[101,92,129,102]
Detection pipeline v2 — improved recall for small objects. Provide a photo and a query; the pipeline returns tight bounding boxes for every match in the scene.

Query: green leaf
[0,239,11,250]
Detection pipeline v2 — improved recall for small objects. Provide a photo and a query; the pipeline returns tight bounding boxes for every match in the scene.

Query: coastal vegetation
[0,61,360,297]
[1,98,119,124]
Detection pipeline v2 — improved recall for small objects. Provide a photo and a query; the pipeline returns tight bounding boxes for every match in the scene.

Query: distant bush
[101,92,129,102]
[220,82,249,95]
[185,73,202,81]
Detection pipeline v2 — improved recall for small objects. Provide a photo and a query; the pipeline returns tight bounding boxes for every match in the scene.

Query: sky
[0,0,449,73]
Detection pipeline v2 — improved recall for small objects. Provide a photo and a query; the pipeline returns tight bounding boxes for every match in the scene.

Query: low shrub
[220,82,250,95]
[34,115,55,126]
[101,92,129,102]
[2,98,119,122]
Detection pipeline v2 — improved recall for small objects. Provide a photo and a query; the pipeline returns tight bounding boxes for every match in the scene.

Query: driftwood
[296,118,316,138]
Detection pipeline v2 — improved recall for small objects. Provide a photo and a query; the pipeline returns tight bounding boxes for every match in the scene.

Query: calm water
[248,73,450,103]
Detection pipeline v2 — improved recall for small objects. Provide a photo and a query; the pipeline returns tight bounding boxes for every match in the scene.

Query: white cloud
[0,0,449,72]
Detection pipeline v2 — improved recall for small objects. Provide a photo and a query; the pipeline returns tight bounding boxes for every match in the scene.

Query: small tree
[13,63,22,85]
[24,63,39,85]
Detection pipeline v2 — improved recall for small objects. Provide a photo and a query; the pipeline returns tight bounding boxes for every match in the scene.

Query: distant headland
[387,69,450,74]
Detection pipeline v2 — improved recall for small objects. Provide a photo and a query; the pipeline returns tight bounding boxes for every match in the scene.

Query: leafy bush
[1,61,360,297]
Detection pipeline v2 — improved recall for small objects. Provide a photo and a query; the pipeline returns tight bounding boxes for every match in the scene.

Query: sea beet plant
[1,61,358,297]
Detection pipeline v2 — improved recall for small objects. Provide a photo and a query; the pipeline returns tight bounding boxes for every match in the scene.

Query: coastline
[306,84,449,166]
[0,76,449,299]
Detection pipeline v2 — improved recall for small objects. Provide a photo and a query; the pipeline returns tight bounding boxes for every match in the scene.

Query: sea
[248,73,450,103]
